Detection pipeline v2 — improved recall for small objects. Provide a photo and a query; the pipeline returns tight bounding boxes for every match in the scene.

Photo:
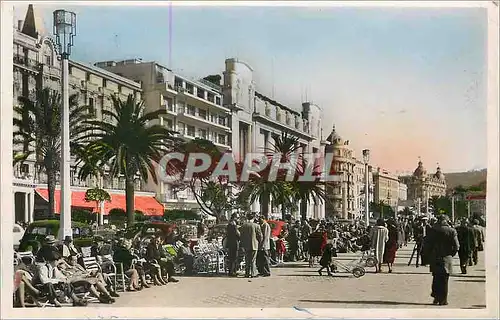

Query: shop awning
[35,188,164,216]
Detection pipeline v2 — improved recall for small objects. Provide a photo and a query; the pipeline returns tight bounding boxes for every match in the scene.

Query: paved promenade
[103,243,485,309]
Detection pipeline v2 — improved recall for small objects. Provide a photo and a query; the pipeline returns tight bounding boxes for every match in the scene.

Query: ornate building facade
[324,125,356,219]
[12,5,163,223]
[399,160,447,210]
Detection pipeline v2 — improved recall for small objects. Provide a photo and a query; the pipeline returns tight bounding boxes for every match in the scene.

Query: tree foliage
[77,95,176,225]
[13,88,92,217]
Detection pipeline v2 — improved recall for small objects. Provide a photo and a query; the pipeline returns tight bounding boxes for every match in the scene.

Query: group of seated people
[13,232,190,308]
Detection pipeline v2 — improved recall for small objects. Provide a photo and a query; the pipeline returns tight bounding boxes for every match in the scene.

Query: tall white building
[95,60,229,212]
[222,58,326,219]
[12,6,163,223]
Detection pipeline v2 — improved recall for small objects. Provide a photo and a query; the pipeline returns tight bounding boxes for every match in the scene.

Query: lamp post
[53,9,76,240]
[362,149,370,226]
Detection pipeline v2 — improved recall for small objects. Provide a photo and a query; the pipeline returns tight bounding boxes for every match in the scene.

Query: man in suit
[455,218,475,274]
[257,216,272,277]
[422,215,460,306]
[226,213,240,277]
[239,213,262,278]
[471,219,485,265]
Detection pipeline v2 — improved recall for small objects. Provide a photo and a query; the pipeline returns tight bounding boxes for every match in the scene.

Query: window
[210,114,216,123]
[178,122,185,134]
[45,55,51,66]
[103,79,107,87]
[89,97,95,115]
[218,134,226,145]
[20,164,29,174]
[187,105,196,116]
[86,73,91,81]
[198,109,207,120]
[197,88,205,99]
[215,96,221,105]
[165,98,173,111]
[198,129,207,139]
[165,119,173,130]
[29,226,51,236]
[218,116,226,126]
[187,125,195,137]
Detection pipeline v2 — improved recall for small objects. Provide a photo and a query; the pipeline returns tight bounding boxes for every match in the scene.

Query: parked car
[13,224,25,250]
[18,220,94,253]
[118,221,177,244]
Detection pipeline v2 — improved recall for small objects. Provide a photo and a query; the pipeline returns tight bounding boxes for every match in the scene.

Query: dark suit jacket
[226,221,240,250]
[422,222,459,274]
[240,221,262,251]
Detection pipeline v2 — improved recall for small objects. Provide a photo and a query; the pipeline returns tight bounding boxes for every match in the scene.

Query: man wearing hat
[422,214,459,306]
[455,218,475,274]
[35,235,88,307]
[36,235,62,263]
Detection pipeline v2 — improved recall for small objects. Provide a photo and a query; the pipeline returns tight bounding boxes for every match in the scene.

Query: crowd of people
[13,212,485,308]
[13,232,185,308]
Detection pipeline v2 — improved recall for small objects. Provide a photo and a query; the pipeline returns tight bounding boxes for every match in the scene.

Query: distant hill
[444,169,487,190]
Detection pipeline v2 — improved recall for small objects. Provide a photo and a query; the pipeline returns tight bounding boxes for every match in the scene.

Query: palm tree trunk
[125,176,135,225]
[261,193,270,219]
[47,169,56,219]
[281,205,286,221]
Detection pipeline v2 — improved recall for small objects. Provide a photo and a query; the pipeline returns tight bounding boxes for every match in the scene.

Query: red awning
[35,188,164,216]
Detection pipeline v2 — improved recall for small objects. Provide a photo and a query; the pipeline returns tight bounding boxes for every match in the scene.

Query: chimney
[18,20,24,31]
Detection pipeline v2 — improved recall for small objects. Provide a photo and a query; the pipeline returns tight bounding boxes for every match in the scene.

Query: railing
[198,78,222,92]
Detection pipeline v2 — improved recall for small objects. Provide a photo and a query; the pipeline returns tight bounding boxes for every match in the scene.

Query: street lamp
[362,149,370,226]
[53,9,76,240]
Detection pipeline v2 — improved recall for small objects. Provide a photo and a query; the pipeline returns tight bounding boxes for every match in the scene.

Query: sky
[12,3,489,174]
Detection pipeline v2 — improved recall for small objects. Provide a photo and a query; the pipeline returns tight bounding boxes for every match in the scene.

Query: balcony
[176,108,231,132]
[175,85,228,112]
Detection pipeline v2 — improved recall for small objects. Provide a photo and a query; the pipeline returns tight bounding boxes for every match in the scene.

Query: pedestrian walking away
[422,214,460,306]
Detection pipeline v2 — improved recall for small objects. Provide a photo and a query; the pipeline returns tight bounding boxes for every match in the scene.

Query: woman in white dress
[370,219,389,273]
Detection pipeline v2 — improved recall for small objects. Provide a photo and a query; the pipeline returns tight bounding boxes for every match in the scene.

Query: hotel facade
[12,7,164,223]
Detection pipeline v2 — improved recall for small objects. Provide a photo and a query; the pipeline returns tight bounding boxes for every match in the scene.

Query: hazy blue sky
[13,4,488,174]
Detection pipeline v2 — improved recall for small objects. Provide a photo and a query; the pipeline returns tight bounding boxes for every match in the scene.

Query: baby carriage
[330,254,366,278]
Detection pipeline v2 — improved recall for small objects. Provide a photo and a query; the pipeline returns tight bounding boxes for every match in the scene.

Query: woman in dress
[383,218,400,273]
[370,218,389,273]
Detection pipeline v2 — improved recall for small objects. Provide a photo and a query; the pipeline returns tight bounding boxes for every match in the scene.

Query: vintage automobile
[18,220,94,253]
[118,221,177,244]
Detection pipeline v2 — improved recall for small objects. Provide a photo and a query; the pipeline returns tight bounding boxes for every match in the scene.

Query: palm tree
[13,88,91,217]
[78,95,176,224]
[240,132,325,220]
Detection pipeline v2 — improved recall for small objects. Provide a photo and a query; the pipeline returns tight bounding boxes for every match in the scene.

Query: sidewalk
[102,243,485,308]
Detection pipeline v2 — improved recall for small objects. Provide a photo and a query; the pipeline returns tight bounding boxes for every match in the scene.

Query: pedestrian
[370,218,389,273]
[276,234,286,264]
[455,218,475,274]
[317,243,336,276]
[301,219,313,262]
[257,216,271,277]
[471,219,485,265]
[239,213,263,278]
[225,213,240,277]
[286,221,300,262]
[383,218,400,273]
[422,214,460,306]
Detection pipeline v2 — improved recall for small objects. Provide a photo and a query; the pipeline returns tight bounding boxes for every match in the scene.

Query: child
[276,235,286,264]
[318,243,337,276]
